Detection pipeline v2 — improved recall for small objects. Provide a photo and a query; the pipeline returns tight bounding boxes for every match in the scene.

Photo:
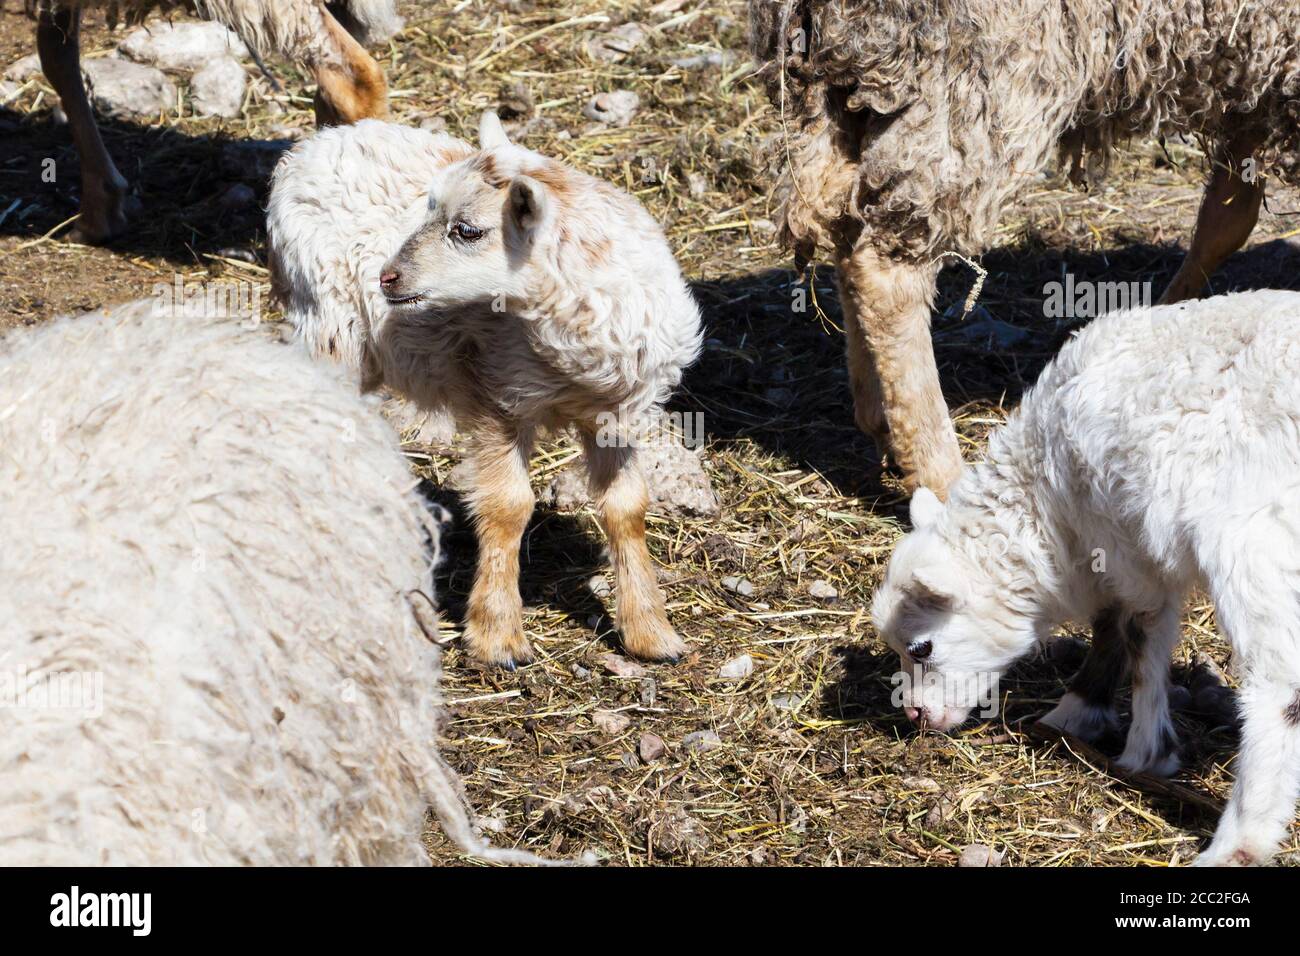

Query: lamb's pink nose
[905,706,926,725]
[379,270,399,289]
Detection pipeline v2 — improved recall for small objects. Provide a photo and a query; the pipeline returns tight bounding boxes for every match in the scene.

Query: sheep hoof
[464,623,534,669]
[622,622,688,663]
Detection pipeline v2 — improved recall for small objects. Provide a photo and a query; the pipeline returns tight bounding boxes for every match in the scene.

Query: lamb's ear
[479,110,510,150]
[909,486,945,529]
[910,567,961,611]
[507,175,550,235]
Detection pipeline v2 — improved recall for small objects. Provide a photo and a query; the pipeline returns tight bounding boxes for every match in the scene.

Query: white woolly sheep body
[0,299,557,866]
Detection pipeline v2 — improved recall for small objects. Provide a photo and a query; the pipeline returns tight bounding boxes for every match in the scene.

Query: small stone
[669,50,735,71]
[808,578,838,600]
[498,81,534,119]
[639,679,657,709]
[82,58,176,119]
[900,775,941,792]
[119,21,249,71]
[687,172,708,198]
[219,183,256,211]
[540,431,719,518]
[958,844,1004,868]
[592,709,631,734]
[191,57,246,118]
[583,89,640,127]
[771,693,800,712]
[3,54,42,83]
[718,653,753,680]
[587,575,612,599]
[569,662,591,680]
[721,575,754,597]
[681,730,722,753]
[639,732,667,762]
[586,22,647,62]
[597,653,647,679]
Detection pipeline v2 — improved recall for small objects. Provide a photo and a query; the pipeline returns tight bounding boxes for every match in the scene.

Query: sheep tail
[421,752,598,867]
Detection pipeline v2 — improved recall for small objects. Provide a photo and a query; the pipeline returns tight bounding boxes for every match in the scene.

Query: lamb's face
[871,489,1033,732]
[379,113,552,315]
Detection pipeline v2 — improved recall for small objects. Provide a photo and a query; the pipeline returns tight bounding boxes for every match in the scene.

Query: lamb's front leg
[1117,605,1182,778]
[462,421,536,668]
[1041,607,1130,742]
[1195,677,1300,867]
[581,433,686,661]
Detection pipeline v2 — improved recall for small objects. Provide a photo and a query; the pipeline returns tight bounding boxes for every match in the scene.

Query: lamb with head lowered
[267,113,703,668]
[871,289,1300,866]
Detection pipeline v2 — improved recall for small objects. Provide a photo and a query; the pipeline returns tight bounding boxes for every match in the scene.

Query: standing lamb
[20,0,401,243]
[749,0,1300,495]
[267,114,704,668]
[871,289,1300,866]
[0,297,557,865]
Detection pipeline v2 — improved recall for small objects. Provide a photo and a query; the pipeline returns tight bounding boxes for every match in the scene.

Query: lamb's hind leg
[837,242,962,497]
[36,6,129,244]
[580,431,686,661]
[462,419,536,668]
[1041,607,1131,743]
[1159,130,1266,305]
[1195,572,1300,866]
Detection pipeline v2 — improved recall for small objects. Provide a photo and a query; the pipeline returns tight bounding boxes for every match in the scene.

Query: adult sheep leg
[36,6,128,244]
[312,4,390,126]
[462,418,536,668]
[581,432,686,661]
[838,243,962,496]
[1159,131,1266,305]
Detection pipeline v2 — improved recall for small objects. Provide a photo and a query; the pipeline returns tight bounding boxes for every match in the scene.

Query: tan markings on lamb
[267,112,704,669]
[749,0,1300,495]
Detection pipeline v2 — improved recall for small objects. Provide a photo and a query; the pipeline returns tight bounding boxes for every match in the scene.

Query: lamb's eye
[907,639,933,661]
[453,222,484,242]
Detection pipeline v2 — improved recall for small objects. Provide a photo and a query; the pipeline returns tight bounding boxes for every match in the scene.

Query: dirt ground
[3,1,1299,867]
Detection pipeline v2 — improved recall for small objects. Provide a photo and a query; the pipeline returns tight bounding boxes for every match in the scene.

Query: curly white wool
[873,289,1300,866]
[0,299,564,865]
[267,119,473,372]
